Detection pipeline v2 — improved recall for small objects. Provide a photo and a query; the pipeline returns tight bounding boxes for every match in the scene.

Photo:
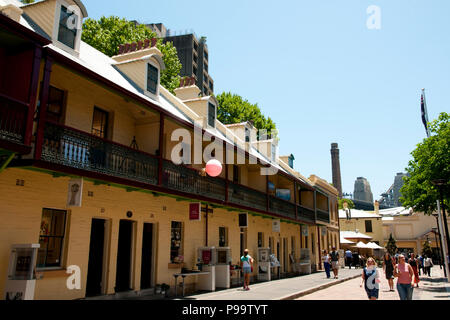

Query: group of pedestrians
[321,247,340,279]
[344,249,366,269]
[360,251,434,300]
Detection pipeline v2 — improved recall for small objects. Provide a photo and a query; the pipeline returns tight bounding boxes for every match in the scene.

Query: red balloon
[205,159,222,177]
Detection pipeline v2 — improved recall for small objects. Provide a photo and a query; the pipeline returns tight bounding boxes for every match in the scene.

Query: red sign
[189,203,201,221]
[202,249,211,264]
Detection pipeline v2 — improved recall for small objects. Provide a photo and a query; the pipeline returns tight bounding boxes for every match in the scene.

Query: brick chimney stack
[331,143,343,198]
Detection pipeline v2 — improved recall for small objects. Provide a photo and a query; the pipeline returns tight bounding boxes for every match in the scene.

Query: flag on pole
[421,89,430,137]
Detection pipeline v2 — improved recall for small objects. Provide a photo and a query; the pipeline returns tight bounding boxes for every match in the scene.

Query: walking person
[329,247,340,279]
[240,249,253,291]
[360,257,380,300]
[394,254,415,300]
[423,255,433,277]
[408,253,420,288]
[322,250,331,279]
[382,252,395,291]
[417,254,424,276]
[345,249,353,269]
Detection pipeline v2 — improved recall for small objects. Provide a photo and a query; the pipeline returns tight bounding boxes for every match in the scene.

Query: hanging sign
[301,225,309,236]
[272,219,281,233]
[67,178,83,207]
[189,203,201,221]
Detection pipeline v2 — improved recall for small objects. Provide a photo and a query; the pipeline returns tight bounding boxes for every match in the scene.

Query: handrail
[0,92,30,108]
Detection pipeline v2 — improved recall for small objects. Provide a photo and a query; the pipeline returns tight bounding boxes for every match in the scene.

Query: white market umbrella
[366,242,385,250]
[340,237,355,244]
[353,241,370,249]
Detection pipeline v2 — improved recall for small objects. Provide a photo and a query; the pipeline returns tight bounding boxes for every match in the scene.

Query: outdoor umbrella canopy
[340,237,355,244]
[366,242,385,249]
[353,241,370,249]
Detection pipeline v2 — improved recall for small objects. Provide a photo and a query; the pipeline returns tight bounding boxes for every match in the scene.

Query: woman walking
[382,252,395,291]
[240,249,254,291]
[423,255,433,277]
[322,250,331,279]
[360,257,380,300]
[394,254,415,300]
[408,253,420,288]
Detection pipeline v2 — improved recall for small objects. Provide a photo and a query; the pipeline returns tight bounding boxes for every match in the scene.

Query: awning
[340,237,355,244]
[366,242,385,250]
[353,241,370,249]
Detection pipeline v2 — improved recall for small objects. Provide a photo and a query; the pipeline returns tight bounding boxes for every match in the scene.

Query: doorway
[115,220,134,292]
[140,223,153,290]
[86,219,106,297]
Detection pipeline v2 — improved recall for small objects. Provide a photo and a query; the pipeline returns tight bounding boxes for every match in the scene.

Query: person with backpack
[330,247,340,279]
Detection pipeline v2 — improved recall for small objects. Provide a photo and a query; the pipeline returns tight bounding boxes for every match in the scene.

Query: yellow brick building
[0,0,340,299]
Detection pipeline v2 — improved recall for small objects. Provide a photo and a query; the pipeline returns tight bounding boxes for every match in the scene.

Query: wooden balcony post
[294,181,298,220]
[158,113,165,185]
[34,56,53,160]
[25,46,42,146]
[224,147,229,203]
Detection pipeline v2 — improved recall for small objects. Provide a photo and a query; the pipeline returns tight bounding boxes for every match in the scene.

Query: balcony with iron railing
[316,209,330,223]
[0,93,29,149]
[37,121,319,224]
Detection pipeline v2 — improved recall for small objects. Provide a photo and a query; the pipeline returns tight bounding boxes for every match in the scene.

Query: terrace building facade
[0,0,339,299]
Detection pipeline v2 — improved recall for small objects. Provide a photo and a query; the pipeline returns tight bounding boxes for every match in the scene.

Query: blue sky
[83,0,450,199]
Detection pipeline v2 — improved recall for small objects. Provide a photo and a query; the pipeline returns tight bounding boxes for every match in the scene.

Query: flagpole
[422,88,450,281]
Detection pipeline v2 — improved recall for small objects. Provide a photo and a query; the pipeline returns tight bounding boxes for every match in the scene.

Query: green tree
[386,234,398,255]
[20,0,35,3]
[216,92,277,137]
[422,240,433,257]
[400,112,449,215]
[81,16,181,93]
[338,198,355,210]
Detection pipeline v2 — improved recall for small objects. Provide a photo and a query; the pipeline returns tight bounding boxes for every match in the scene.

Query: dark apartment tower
[331,143,343,198]
[133,23,214,96]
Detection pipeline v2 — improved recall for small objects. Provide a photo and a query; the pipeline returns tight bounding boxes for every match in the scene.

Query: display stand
[4,244,40,300]
[214,247,231,288]
[196,265,215,291]
[257,248,271,282]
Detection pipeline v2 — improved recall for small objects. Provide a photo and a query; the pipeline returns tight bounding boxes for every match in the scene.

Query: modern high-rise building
[134,22,214,97]
[353,177,374,204]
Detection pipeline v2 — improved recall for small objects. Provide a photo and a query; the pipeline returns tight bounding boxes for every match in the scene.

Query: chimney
[113,38,159,62]
[0,4,23,23]
[374,200,380,214]
[174,76,201,101]
[331,143,343,198]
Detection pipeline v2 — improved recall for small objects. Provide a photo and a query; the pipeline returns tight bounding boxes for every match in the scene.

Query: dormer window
[58,5,78,49]
[147,63,159,95]
[208,102,216,128]
[245,127,250,143]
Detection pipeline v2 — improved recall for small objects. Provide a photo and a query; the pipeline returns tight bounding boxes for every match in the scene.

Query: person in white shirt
[322,250,331,279]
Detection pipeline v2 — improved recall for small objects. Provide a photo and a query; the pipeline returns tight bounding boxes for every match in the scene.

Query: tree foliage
[400,112,449,215]
[216,92,276,137]
[338,198,355,210]
[421,240,433,257]
[81,16,181,93]
[386,234,398,255]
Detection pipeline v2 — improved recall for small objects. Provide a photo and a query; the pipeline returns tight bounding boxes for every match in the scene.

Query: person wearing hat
[240,249,254,291]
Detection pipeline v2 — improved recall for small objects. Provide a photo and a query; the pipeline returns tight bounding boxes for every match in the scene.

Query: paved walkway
[184,268,361,300]
[298,267,450,300]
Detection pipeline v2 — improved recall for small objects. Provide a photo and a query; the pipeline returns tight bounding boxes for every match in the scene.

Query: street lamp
[432,179,449,280]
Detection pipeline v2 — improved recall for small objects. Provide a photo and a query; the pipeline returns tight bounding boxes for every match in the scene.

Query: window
[58,5,78,49]
[219,227,228,247]
[209,81,213,91]
[47,86,65,123]
[365,220,373,233]
[147,64,158,94]
[271,144,277,161]
[208,102,216,127]
[91,107,109,139]
[245,127,250,143]
[37,209,67,269]
[258,232,264,248]
[170,221,183,263]
[204,51,208,60]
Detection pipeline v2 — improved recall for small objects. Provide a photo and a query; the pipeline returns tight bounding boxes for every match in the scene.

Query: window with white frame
[57,5,78,49]
[208,102,216,128]
[271,143,277,161]
[147,63,159,95]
